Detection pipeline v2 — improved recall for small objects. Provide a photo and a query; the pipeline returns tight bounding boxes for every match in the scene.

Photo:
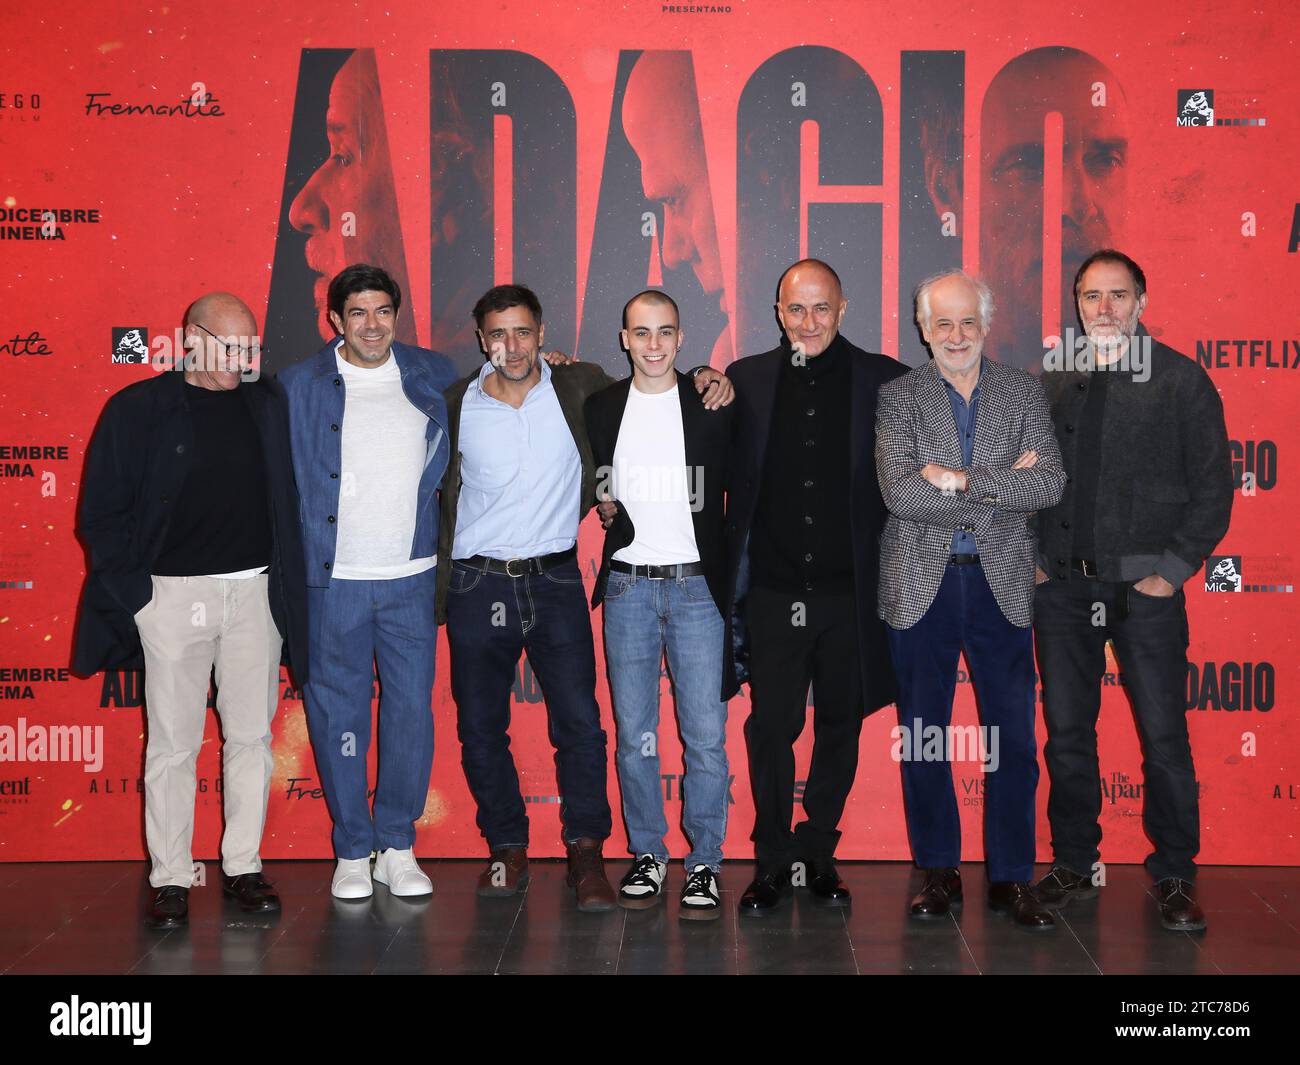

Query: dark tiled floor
[1,860,1297,975]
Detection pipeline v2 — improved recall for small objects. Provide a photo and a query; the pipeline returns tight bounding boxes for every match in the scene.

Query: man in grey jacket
[877,270,1065,928]
[1031,249,1232,932]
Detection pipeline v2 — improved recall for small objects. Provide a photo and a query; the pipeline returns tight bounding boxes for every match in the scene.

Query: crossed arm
[874,376,1066,528]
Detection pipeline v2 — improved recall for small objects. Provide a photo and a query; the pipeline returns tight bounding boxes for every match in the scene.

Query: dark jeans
[1033,576,1198,882]
[886,563,1039,882]
[445,556,611,851]
[745,585,863,872]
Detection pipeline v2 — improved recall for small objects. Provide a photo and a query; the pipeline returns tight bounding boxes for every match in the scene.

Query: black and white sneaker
[679,865,721,921]
[619,854,667,909]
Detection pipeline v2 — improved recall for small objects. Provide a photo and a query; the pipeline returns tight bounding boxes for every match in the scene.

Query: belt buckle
[646,566,666,580]
[505,557,525,578]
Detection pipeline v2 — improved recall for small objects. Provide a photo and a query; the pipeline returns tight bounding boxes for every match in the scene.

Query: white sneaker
[680,865,722,921]
[373,848,433,897]
[619,854,668,909]
[331,856,373,899]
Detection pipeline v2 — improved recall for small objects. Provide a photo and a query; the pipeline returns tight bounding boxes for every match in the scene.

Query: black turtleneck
[152,383,271,576]
[749,332,854,594]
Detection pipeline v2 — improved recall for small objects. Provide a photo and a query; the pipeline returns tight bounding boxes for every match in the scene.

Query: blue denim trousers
[445,556,611,850]
[886,561,1039,882]
[602,570,729,872]
[302,567,437,860]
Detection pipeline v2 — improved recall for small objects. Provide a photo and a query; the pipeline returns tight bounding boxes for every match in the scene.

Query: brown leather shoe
[476,847,529,897]
[565,838,617,912]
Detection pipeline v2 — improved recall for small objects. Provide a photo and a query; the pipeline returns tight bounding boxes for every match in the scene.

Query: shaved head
[182,291,259,390]
[622,288,680,330]
[184,291,257,337]
[776,258,842,304]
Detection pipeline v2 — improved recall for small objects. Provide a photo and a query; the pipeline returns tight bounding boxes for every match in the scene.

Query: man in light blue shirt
[453,356,582,560]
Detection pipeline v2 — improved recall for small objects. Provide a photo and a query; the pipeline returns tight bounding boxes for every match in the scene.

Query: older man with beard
[1031,250,1232,932]
[876,270,1065,928]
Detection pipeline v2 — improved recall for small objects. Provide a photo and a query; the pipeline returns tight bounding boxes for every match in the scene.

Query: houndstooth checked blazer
[875,357,1066,630]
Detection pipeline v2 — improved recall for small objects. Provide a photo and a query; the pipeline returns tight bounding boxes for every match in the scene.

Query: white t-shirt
[332,348,436,580]
[610,384,700,565]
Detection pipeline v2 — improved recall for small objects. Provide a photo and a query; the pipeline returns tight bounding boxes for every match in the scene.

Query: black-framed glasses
[191,322,266,365]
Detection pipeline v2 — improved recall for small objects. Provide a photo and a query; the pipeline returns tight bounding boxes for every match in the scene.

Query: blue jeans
[302,567,438,860]
[886,562,1039,882]
[603,570,729,872]
[446,556,611,850]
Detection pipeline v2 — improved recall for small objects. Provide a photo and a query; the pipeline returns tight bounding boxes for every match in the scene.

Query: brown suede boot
[476,847,529,897]
[565,838,617,912]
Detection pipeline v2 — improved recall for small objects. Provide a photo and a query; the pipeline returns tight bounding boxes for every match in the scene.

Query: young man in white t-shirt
[585,291,735,920]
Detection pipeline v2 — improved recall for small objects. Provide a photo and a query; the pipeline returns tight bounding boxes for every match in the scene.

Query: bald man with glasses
[73,292,308,930]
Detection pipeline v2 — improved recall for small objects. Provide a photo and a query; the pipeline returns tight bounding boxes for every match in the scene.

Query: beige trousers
[135,574,282,888]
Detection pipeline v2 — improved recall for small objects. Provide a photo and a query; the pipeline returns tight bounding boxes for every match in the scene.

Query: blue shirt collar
[937,357,984,399]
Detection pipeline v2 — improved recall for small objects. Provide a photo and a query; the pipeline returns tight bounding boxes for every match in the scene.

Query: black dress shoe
[988,881,1056,930]
[222,872,282,913]
[1032,865,1098,909]
[910,867,962,919]
[739,869,792,916]
[801,858,852,907]
[1156,878,1206,932]
[146,885,189,929]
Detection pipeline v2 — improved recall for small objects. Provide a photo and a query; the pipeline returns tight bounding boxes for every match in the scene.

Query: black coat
[584,371,734,616]
[722,338,908,709]
[71,370,309,683]
[1036,337,1233,586]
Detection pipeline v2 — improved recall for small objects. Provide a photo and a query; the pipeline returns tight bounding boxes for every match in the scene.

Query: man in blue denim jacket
[279,264,454,900]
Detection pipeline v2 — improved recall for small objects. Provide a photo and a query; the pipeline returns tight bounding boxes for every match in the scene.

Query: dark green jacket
[435,362,612,623]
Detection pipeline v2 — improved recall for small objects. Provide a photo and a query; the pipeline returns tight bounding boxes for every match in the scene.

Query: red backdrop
[1,0,1296,865]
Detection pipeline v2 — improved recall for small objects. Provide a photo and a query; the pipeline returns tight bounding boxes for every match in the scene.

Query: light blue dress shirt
[452,359,582,559]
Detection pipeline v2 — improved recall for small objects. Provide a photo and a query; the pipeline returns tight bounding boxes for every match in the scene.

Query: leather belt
[1072,557,1099,578]
[948,553,980,566]
[459,547,577,578]
[610,560,706,580]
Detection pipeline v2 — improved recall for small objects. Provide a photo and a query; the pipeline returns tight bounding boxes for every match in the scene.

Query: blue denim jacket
[279,340,455,587]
